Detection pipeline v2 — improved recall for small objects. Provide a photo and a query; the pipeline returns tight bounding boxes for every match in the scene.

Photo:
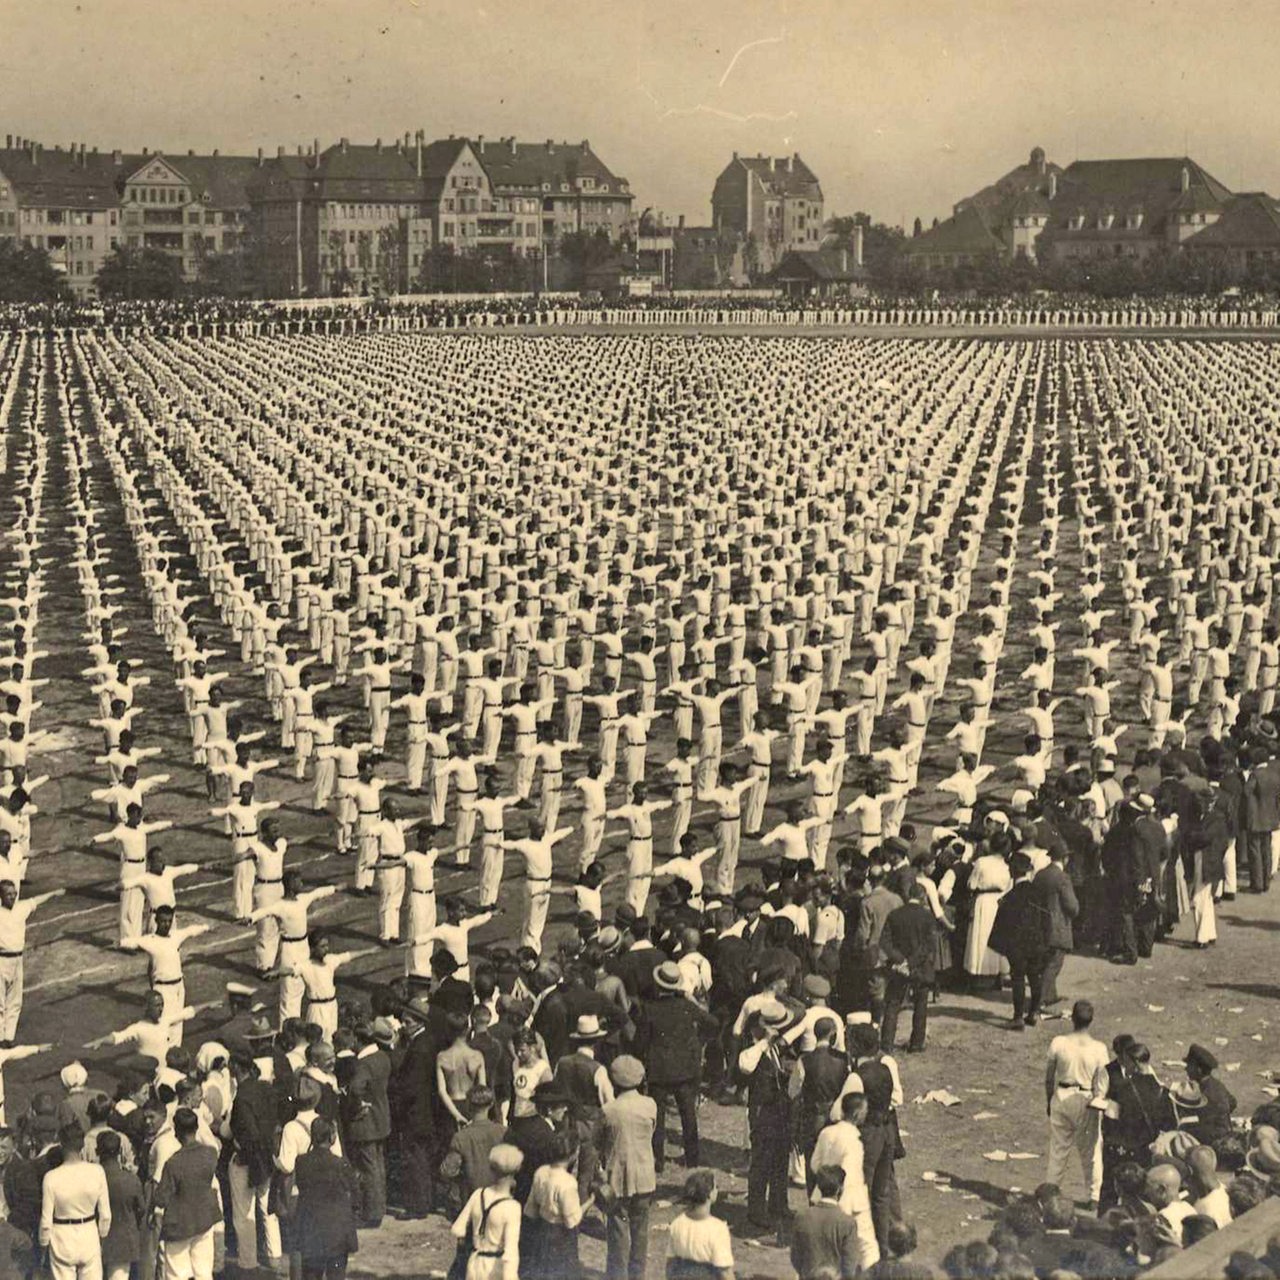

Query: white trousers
[1046,1089,1102,1202]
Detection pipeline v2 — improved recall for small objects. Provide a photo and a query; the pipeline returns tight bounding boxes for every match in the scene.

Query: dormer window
[1098,211,1115,230]
[1126,210,1144,230]
[1069,210,1085,231]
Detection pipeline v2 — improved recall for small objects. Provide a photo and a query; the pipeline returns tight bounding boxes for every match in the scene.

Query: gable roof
[773,245,863,282]
[717,154,822,201]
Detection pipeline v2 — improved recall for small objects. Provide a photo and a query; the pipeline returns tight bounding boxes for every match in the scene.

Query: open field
[3,330,1278,1275]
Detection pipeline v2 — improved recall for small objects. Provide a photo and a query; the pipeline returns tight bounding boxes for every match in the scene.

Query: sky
[3,0,1279,229]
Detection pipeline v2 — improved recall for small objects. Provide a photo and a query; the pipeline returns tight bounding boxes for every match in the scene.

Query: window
[445,199,454,211]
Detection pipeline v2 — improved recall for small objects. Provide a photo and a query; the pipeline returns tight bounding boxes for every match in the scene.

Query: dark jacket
[878,901,938,983]
[797,1046,849,1142]
[101,1161,146,1269]
[633,993,719,1086]
[392,1030,438,1136]
[1031,862,1079,951]
[294,1147,360,1262]
[988,880,1048,962]
[504,1114,560,1204]
[1244,760,1280,832]
[155,1142,221,1241]
[344,1048,392,1143]
[230,1075,279,1188]
[532,986,572,1066]
[790,1200,861,1280]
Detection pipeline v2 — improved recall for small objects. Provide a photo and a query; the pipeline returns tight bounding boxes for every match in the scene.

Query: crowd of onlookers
[4,290,1280,335]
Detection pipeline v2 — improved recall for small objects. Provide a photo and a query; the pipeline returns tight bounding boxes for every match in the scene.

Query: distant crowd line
[3,292,1280,336]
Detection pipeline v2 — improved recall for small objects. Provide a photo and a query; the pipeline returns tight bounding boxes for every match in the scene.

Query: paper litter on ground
[973,1111,1000,1121]
[1147,1004,1165,1012]
[983,1150,1009,1162]
[1008,1152,1041,1160]
[913,1089,963,1107]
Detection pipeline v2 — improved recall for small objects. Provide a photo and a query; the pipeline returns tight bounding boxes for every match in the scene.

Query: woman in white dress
[964,829,1013,982]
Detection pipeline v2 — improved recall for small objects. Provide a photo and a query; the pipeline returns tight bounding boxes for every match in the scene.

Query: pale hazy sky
[3,0,1278,228]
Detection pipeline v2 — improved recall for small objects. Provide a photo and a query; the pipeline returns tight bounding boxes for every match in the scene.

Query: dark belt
[53,1215,96,1225]
[412,888,434,895]
[975,887,1002,894]
[307,995,337,1004]
[282,933,307,943]
[154,976,181,985]
[371,686,390,693]
[256,876,283,885]
[0,951,22,959]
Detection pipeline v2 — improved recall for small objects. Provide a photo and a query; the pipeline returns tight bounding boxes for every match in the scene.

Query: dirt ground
[5,331,1276,1277]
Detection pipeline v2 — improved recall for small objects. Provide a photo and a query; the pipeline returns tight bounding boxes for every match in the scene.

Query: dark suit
[344,1047,391,1227]
[155,1143,221,1242]
[392,1029,438,1217]
[1243,760,1280,891]
[1031,862,1079,1005]
[878,901,936,1052]
[989,879,1049,1020]
[295,1147,360,1279]
[633,992,718,1170]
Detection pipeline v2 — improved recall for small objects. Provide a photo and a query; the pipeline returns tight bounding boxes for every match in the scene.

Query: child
[442,1085,506,1212]
[450,1143,523,1280]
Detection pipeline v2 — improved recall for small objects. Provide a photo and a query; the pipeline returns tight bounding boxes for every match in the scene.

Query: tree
[557,228,616,290]
[192,231,262,299]
[0,240,68,302]
[95,245,183,301]
[376,226,403,295]
[913,217,923,239]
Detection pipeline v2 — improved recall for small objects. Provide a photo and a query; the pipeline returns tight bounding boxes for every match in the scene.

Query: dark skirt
[522,1219,581,1280]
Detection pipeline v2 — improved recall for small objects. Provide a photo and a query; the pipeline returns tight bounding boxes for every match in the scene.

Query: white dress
[964,854,1012,977]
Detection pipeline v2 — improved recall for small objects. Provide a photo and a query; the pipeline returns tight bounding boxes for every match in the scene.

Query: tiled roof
[773,245,861,281]
[904,204,1005,257]
[474,139,628,194]
[145,154,258,209]
[1185,193,1280,249]
[725,154,822,200]
[0,147,121,209]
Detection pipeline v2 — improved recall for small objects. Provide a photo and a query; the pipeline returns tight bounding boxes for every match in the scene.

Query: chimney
[4,135,10,149]
[212,148,219,157]
[415,133,423,177]
[1049,171,1058,200]
[582,139,589,151]
[853,222,864,268]
[277,145,285,158]
[546,139,554,152]
[142,146,149,156]
[1180,165,1190,192]
[678,214,685,229]
[375,137,382,152]
[188,148,195,156]
[31,144,38,166]
[477,135,484,153]
[313,138,319,157]
[297,145,304,156]
[340,137,349,153]
[841,247,848,273]
[113,148,123,166]
[789,153,796,171]
[404,131,411,149]
[256,146,263,165]
[91,146,98,156]
[732,150,738,160]
[509,137,517,156]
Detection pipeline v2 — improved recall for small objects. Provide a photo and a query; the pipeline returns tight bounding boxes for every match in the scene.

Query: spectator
[294,1116,360,1280]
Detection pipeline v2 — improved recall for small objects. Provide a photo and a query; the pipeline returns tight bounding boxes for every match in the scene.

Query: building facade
[248,133,634,297]
[903,146,1263,272]
[711,153,823,274]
